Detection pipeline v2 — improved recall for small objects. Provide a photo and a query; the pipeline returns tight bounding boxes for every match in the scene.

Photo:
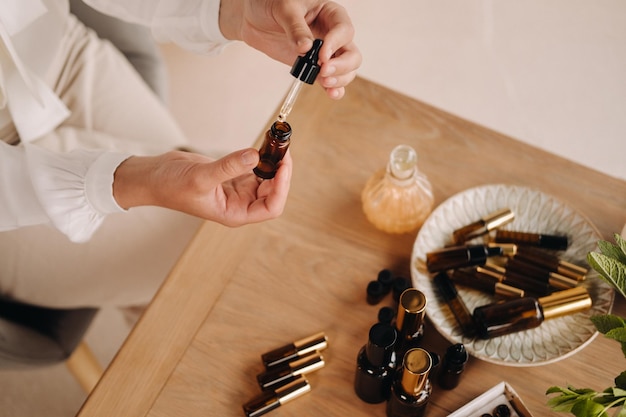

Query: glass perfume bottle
[386,348,433,417]
[361,145,434,234]
[354,323,398,404]
[253,121,292,180]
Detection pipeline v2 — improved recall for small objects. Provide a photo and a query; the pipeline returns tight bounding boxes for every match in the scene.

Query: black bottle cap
[538,234,569,250]
[443,343,468,370]
[377,269,394,291]
[290,39,323,84]
[366,280,386,305]
[392,276,412,302]
[377,306,396,324]
[365,323,397,367]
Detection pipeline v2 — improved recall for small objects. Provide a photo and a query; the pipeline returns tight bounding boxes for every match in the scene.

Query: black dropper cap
[443,343,468,372]
[290,39,323,84]
[365,323,397,367]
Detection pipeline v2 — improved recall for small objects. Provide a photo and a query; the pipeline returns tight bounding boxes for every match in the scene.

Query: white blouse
[0,0,229,242]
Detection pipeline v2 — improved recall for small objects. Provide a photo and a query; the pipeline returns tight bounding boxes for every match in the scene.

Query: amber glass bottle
[386,348,433,417]
[361,145,433,234]
[354,323,398,403]
[253,121,292,179]
[472,286,592,339]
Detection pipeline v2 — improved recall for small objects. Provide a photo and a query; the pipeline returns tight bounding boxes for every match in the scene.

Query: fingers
[273,1,316,53]
[206,148,259,185]
[239,152,291,221]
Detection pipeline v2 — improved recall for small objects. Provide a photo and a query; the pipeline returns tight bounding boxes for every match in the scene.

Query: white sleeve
[82,0,231,55]
[0,140,131,243]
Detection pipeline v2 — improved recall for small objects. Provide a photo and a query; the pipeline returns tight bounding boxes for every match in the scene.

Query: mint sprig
[547,233,626,417]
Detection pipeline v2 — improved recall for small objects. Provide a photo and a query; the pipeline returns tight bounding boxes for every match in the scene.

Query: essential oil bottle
[451,208,515,244]
[395,288,427,355]
[425,244,516,273]
[437,343,468,390]
[354,323,398,403]
[253,121,292,179]
[386,348,433,417]
[433,272,476,337]
[494,230,568,250]
[472,286,592,339]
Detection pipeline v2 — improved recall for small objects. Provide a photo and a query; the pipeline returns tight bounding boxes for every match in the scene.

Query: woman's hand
[219,0,362,99]
[113,148,292,226]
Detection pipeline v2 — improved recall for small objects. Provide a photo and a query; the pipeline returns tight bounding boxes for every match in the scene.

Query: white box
[448,381,534,417]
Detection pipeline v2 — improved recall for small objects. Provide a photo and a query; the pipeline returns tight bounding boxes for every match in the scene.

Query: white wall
[344,0,626,180]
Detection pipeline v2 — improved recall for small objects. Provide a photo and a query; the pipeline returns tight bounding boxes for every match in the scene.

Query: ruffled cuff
[24,143,132,243]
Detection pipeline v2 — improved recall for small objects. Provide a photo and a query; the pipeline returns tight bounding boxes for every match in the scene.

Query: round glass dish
[410,184,614,366]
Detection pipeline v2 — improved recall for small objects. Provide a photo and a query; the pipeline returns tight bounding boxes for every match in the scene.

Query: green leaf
[615,234,626,260]
[591,314,626,334]
[598,238,626,264]
[606,327,626,343]
[570,399,609,417]
[588,252,626,299]
[617,372,626,390]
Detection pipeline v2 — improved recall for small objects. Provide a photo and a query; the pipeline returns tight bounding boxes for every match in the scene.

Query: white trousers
[0,16,202,312]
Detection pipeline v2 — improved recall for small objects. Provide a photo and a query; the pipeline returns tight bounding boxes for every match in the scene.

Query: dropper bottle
[277,39,323,122]
[253,39,323,179]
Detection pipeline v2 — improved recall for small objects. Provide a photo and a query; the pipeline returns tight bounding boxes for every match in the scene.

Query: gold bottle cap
[538,287,592,320]
[396,289,427,339]
[483,208,515,231]
[556,261,588,281]
[547,273,580,290]
[487,242,518,257]
[276,377,311,405]
[289,352,325,376]
[477,264,506,282]
[494,282,525,298]
[294,332,328,355]
[400,348,432,396]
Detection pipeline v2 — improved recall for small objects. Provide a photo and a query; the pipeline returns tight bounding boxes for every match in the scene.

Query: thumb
[206,148,259,184]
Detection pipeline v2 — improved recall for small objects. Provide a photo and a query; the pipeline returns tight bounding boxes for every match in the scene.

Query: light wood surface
[77,77,626,417]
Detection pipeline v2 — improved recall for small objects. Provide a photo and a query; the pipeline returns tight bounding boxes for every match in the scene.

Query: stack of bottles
[355,276,469,417]
[424,208,593,339]
[243,332,328,417]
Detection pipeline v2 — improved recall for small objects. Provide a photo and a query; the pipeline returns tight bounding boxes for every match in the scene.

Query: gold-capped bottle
[472,286,592,339]
[361,145,434,234]
[386,348,433,417]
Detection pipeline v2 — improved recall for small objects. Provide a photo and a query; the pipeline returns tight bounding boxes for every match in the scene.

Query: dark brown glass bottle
[354,323,398,403]
[437,343,468,390]
[472,286,592,339]
[451,208,514,244]
[253,121,292,179]
[395,288,427,356]
[425,244,515,273]
[386,348,432,417]
[433,272,476,337]
[494,230,568,250]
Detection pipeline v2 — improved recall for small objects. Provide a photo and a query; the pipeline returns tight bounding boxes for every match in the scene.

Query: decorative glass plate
[410,184,614,366]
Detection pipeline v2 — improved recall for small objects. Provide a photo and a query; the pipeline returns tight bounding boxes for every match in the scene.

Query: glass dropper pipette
[277,39,323,122]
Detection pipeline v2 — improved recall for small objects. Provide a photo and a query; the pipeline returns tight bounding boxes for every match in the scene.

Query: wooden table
[77,77,626,417]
